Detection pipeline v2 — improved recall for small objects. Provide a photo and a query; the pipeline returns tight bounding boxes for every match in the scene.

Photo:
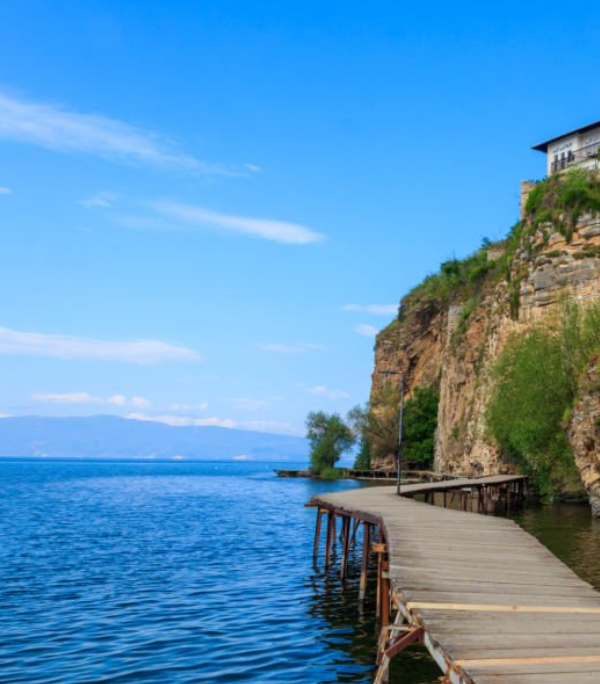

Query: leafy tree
[306,411,355,475]
[353,439,372,470]
[347,383,439,468]
[402,386,439,465]
[347,385,400,466]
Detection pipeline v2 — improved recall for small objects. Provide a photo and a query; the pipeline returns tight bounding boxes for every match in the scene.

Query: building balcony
[551,142,600,173]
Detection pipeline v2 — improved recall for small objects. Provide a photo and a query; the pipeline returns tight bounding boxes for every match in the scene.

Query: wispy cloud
[126,412,236,428]
[0,91,257,175]
[0,326,200,364]
[305,385,350,400]
[261,342,323,355]
[0,186,12,195]
[126,412,300,434]
[32,392,151,407]
[238,419,300,434]
[151,200,325,245]
[78,191,118,209]
[168,402,210,412]
[343,303,398,316]
[353,324,379,338]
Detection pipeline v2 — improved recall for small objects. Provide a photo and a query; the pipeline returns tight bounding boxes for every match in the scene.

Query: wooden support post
[350,517,360,545]
[381,560,390,627]
[340,516,351,579]
[373,539,386,620]
[313,509,323,564]
[325,511,334,569]
[359,522,370,602]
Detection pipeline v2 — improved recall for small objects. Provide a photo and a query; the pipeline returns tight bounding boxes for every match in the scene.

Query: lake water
[1,460,600,684]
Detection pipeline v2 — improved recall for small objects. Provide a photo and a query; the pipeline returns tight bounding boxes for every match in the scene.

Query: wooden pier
[308,475,600,684]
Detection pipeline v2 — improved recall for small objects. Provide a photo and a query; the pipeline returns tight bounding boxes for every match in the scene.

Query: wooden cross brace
[383,625,425,660]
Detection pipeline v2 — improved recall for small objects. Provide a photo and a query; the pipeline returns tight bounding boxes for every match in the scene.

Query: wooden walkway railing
[307,477,600,684]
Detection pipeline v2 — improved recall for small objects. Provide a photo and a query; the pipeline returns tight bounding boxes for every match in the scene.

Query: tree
[347,385,401,467]
[306,411,355,475]
[402,386,439,465]
[347,383,439,469]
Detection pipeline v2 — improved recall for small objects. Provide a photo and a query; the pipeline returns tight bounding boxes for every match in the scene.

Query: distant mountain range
[0,415,309,462]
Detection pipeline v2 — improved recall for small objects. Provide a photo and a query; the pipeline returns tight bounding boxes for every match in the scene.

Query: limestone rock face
[370,214,600,485]
[569,360,600,517]
[369,300,448,470]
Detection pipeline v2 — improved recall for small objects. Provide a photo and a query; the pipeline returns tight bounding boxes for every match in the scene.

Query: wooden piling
[340,516,351,579]
[325,511,334,568]
[313,508,323,563]
[359,522,370,602]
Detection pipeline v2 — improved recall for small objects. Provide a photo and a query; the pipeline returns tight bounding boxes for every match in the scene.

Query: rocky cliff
[370,172,600,509]
[569,357,600,516]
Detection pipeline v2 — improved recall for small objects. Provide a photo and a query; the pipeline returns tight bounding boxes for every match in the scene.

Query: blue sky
[0,1,598,434]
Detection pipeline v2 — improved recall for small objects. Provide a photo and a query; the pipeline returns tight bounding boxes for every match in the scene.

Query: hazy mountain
[0,415,308,462]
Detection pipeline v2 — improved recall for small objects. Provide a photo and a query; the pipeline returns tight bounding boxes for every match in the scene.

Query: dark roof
[532,119,600,153]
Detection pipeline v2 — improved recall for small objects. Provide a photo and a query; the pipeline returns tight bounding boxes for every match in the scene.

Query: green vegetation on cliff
[524,168,600,242]
[386,170,600,330]
[487,299,600,498]
[406,245,495,307]
[402,386,440,464]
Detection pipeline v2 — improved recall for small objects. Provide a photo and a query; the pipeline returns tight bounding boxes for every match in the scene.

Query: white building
[533,120,600,175]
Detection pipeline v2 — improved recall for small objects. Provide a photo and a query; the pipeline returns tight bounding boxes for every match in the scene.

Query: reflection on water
[511,502,600,590]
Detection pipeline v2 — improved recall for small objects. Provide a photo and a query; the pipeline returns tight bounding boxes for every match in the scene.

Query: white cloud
[230,397,268,411]
[151,200,325,245]
[0,91,256,175]
[343,303,398,316]
[261,342,323,355]
[169,402,209,412]
[78,192,118,209]
[0,413,10,418]
[239,419,301,434]
[0,186,12,195]
[126,412,236,428]
[33,392,97,404]
[0,326,200,364]
[232,454,253,461]
[125,412,300,435]
[354,324,379,338]
[305,385,350,400]
[130,396,152,408]
[32,392,152,407]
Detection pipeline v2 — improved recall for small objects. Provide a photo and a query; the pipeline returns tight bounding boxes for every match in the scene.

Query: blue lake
[1,460,599,684]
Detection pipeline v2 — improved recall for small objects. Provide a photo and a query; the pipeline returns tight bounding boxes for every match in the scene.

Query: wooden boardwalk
[308,479,600,684]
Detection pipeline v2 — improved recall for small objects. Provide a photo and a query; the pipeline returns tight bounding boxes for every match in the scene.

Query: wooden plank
[407,601,600,614]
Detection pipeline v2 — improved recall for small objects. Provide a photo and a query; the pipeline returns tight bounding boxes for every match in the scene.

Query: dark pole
[396,372,405,496]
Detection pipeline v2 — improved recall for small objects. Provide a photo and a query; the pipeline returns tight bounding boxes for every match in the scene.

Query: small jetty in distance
[275,467,454,482]
[306,475,600,684]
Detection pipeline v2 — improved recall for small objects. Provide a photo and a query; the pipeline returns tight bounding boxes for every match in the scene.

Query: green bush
[487,298,600,498]
[408,247,494,306]
[525,169,600,242]
[402,386,439,465]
